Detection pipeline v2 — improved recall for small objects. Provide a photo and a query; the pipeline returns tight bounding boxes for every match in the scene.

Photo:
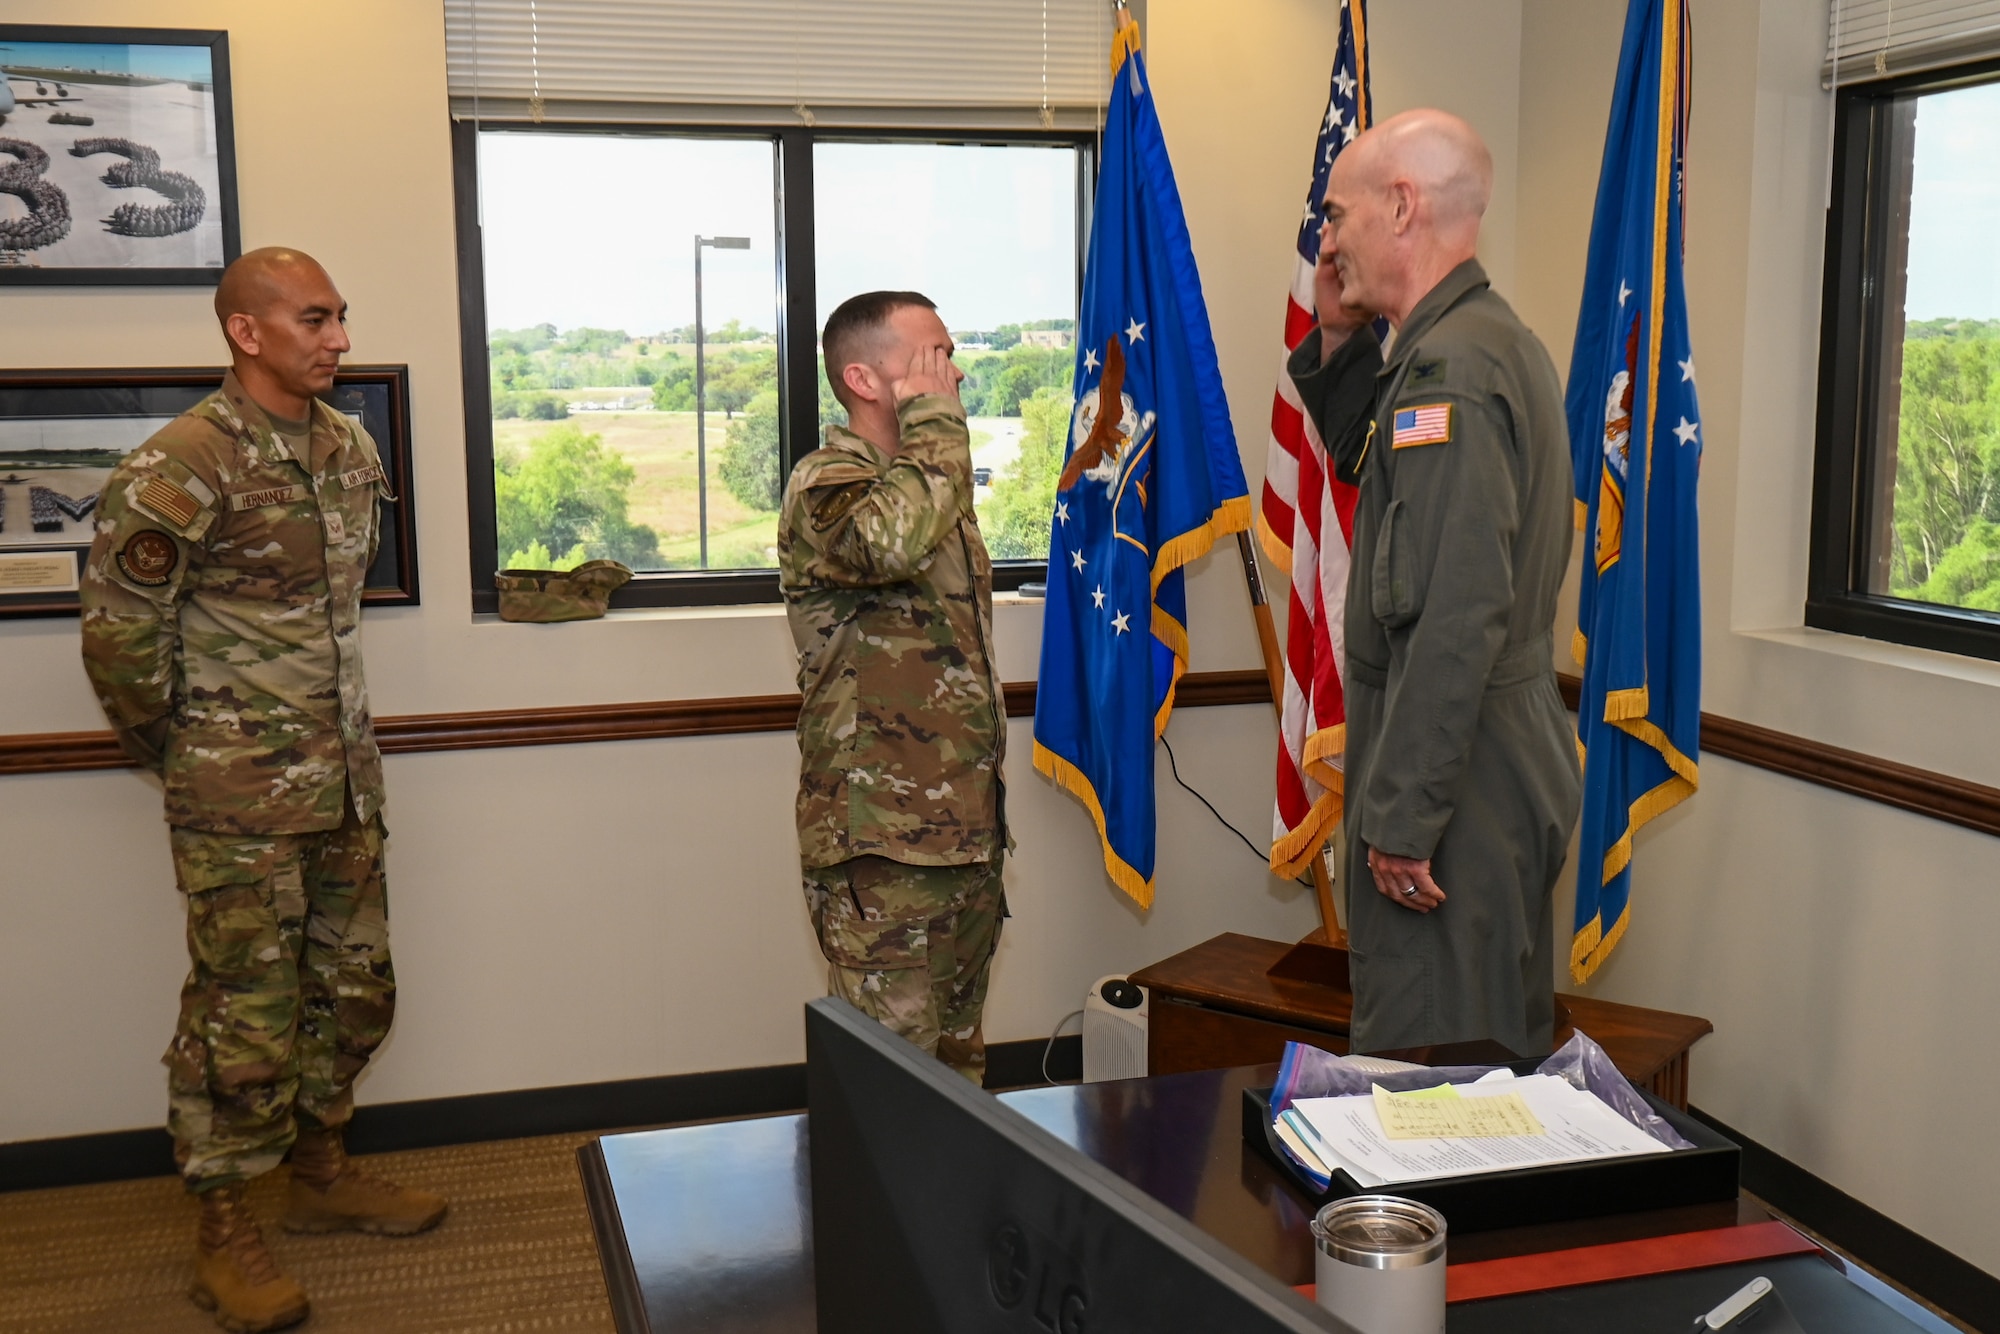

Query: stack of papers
[1274,1071,1671,1188]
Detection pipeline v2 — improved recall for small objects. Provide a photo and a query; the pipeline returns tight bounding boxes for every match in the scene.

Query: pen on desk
[1695,1275,1773,1330]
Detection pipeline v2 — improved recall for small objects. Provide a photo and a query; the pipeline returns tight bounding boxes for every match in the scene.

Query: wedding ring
[1401,884,1418,897]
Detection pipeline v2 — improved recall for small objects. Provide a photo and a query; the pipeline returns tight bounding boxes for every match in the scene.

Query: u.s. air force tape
[116,530,179,586]
[342,463,385,489]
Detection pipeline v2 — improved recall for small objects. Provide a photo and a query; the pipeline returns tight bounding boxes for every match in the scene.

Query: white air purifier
[1081,974,1149,1082]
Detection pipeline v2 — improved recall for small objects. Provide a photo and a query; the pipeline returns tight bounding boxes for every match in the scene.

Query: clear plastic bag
[1269,1026,1693,1169]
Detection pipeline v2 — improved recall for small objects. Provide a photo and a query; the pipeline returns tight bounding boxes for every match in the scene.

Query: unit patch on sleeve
[116,530,180,587]
[1391,403,1454,449]
[133,475,203,530]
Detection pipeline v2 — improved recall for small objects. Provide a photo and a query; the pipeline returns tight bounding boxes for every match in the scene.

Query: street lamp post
[694,234,751,570]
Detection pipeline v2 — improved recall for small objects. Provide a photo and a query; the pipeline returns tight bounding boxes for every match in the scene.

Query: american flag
[1393,404,1452,447]
[1258,0,1371,879]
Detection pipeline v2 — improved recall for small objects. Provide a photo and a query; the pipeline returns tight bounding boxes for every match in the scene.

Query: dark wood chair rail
[8,667,1997,846]
[1556,672,2000,840]
[0,668,1274,776]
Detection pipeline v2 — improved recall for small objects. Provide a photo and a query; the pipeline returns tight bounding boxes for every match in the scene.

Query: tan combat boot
[189,1184,311,1333]
[282,1125,448,1236]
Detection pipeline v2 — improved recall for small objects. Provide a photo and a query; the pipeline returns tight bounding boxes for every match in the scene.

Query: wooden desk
[579,1063,1947,1333]
[1132,933,1714,1108]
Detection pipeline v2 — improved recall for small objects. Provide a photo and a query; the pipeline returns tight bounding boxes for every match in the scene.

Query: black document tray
[1243,1069,1739,1233]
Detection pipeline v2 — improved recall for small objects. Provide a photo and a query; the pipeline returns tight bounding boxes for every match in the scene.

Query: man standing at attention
[780,291,1007,1085]
[81,249,443,1333]
[1291,111,1582,1058]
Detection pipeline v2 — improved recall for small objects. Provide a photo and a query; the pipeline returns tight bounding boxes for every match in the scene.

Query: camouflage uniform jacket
[80,371,388,835]
[779,393,1005,870]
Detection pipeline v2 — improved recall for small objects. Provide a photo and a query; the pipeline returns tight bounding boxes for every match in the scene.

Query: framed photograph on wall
[0,366,419,617]
[0,25,239,284]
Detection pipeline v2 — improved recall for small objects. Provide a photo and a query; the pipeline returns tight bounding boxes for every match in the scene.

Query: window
[454,124,1090,611]
[1811,59,2000,659]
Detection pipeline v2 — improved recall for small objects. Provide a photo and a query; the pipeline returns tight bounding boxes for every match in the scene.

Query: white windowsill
[1734,624,2000,692]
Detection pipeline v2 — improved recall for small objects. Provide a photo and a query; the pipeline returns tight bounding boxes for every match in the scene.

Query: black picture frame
[0,25,240,285]
[0,365,418,618]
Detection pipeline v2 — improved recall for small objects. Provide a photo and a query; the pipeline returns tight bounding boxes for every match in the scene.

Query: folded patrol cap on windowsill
[495,560,633,623]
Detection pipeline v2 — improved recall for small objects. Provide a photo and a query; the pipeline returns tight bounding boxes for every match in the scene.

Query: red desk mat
[1294,1220,1820,1305]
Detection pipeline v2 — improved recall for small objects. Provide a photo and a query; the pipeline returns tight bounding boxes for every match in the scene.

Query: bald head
[1319,108,1493,328]
[1354,109,1492,232]
[215,248,336,331]
[213,247,352,418]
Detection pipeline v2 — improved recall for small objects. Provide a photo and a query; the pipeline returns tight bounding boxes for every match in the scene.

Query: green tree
[1891,324,2000,595]
[709,348,778,418]
[494,422,662,569]
[962,343,1071,416]
[557,326,629,357]
[1910,519,2000,611]
[980,387,1071,560]
[501,538,590,572]
[719,389,783,512]
[649,354,696,411]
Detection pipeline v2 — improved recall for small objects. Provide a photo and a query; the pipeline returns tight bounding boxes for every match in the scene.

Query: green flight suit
[1290,259,1581,1058]
[778,392,1008,1082]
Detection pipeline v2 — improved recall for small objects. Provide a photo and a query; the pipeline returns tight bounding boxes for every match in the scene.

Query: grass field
[492,409,778,571]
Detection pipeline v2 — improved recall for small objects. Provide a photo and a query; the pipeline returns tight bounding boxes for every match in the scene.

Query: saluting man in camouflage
[80,248,444,1334]
[779,290,1008,1085]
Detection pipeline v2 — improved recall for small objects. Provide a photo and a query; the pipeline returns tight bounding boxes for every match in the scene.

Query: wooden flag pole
[1235,531,1346,948]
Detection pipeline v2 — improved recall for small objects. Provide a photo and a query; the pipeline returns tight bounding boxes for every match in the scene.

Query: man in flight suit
[81,248,443,1333]
[779,290,1008,1085]
[1289,110,1581,1058]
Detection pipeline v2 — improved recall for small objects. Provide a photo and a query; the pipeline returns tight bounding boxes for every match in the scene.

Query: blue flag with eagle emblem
[1032,19,1250,907]
[1565,0,1702,982]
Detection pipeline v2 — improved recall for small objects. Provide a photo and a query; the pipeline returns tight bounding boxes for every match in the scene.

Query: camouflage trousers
[162,807,394,1192]
[803,853,1005,1086]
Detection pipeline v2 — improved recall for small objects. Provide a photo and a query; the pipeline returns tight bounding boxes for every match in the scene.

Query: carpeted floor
[0,1133,615,1334]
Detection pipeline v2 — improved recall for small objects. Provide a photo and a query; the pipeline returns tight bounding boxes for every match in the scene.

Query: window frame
[450,118,1095,613]
[1808,56,2000,661]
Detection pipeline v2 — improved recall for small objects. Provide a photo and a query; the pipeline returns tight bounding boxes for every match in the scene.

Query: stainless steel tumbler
[1310,1195,1448,1334]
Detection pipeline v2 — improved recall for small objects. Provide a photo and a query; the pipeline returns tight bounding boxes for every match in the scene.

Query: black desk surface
[579,1063,1953,1333]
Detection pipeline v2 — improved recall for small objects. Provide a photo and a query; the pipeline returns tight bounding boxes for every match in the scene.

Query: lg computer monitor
[805,997,1354,1333]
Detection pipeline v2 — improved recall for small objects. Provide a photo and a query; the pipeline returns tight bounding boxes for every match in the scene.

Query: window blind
[445,0,1113,125]
[1827,0,2000,84]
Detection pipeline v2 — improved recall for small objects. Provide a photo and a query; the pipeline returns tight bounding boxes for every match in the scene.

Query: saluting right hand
[1314,227,1372,355]
[893,344,964,407]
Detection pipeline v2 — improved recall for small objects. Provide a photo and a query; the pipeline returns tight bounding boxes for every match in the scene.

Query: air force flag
[1032,20,1250,906]
[1565,0,1702,981]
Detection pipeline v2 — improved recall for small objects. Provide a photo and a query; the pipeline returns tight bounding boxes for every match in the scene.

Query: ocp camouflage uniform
[80,370,395,1191]
[779,393,1008,1083]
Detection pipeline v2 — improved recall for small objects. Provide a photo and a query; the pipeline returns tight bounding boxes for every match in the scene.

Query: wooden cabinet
[1131,933,1711,1109]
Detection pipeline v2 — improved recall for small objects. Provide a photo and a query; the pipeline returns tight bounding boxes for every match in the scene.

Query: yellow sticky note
[1395,1084,1461,1101]
[1372,1084,1545,1139]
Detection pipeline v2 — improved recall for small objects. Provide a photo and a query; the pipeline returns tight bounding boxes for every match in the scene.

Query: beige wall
[10,0,1989,1284]
[0,0,1528,1144]
[1517,0,2000,1276]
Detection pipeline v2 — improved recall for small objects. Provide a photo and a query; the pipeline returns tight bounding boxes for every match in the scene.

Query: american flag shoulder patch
[1392,403,1453,448]
[134,475,203,530]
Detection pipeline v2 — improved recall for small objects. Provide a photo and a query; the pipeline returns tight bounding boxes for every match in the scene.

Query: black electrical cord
[1160,736,1315,887]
